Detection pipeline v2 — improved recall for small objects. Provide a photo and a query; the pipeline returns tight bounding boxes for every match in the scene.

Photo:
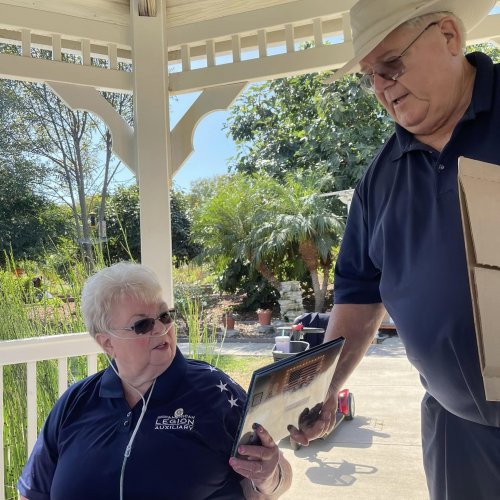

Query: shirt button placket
[124,411,132,427]
[435,163,447,196]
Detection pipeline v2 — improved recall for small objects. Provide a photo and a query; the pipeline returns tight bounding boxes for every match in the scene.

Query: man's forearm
[324,303,386,393]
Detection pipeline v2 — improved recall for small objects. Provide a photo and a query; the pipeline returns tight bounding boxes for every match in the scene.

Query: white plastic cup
[275,335,290,353]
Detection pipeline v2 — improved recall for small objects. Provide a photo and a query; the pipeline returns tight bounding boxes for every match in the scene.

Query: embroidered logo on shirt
[155,408,195,430]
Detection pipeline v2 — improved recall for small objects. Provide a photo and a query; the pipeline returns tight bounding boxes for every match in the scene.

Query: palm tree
[192,174,282,289]
[193,171,344,312]
[250,173,343,311]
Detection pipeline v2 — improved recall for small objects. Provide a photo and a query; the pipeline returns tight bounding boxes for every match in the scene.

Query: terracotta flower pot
[222,314,236,330]
[257,309,272,326]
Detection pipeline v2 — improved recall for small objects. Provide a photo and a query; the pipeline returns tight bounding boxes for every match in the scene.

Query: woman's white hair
[81,262,163,338]
[405,12,467,49]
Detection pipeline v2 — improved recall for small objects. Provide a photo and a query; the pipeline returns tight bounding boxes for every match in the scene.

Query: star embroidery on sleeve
[216,380,228,392]
[228,395,239,408]
[205,365,217,372]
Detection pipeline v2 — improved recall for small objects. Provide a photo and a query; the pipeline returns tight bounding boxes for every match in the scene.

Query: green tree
[192,171,343,311]
[105,185,141,262]
[225,66,393,189]
[467,42,500,62]
[1,46,134,269]
[0,78,72,261]
[105,184,200,264]
[0,161,72,262]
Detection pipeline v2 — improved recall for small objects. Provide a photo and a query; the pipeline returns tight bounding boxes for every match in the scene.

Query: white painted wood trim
[0,53,133,92]
[52,33,62,61]
[171,82,246,175]
[180,44,190,71]
[131,0,174,304]
[58,358,68,397]
[0,333,100,366]
[206,38,215,67]
[88,354,98,375]
[108,43,118,69]
[0,3,130,46]
[170,42,354,94]
[27,361,37,453]
[47,81,136,172]
[285,23,294,53]
[0,334,104,466]
[313,18,323,47]
[342,12,351,43]
[232,34,241,62]
[81,38,91,66]
[257,29,267,58]
[21,28,30,56]
[167,0,353,48]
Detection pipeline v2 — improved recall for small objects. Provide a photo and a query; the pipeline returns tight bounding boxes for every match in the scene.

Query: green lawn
[216,355,274,389]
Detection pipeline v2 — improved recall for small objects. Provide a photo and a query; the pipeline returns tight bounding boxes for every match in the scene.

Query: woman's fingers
[229,424,279,481]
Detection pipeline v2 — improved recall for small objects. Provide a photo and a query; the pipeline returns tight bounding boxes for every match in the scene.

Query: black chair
[293,312,330,347]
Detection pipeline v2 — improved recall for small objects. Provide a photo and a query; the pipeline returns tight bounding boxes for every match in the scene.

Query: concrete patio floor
[279,337,428,500]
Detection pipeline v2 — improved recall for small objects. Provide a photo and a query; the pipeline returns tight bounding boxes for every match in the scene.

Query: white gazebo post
[130,0,174,303]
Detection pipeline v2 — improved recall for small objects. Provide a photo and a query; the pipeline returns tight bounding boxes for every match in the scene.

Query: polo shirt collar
[99,347,187,401]
[390,51,494,161]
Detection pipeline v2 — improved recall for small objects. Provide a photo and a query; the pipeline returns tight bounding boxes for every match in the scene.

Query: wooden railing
[0,333,101,500]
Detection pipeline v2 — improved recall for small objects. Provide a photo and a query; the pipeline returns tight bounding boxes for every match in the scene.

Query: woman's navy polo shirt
[334,52,500,427]
[17,349,247,499]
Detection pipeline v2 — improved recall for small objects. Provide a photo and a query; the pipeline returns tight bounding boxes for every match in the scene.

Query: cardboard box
[458,157,500,401]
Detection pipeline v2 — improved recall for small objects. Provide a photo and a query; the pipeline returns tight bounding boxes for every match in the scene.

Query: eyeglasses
[113,309,176,336]
[359,21,439,92]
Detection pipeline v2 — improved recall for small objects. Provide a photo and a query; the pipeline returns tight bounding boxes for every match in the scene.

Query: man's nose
[373,72,396,93]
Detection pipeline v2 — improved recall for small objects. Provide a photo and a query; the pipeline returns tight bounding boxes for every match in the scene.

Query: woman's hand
[229,423,280,493]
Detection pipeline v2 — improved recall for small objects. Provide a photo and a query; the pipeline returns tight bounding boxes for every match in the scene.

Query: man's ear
[439,17,463,56]
[95,333,114,357]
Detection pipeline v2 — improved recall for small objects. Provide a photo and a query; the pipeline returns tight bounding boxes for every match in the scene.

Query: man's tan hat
[327,0,495,82]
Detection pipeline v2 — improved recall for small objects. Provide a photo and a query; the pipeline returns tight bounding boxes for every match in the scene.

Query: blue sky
[170,92,236,191]
[169,46,289,191]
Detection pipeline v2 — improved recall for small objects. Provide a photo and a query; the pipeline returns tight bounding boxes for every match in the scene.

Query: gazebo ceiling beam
[168,19,344,63]
[2,15,500,96]
[0,52,133,93]
[0,4,129,47]
[0,18,344,65]
[0,1,348,51]
[1,2,499,59]
[169,43,349,94]
[168,0,352,47]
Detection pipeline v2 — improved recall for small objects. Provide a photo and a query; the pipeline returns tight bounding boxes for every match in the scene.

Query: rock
[257,325,275,334]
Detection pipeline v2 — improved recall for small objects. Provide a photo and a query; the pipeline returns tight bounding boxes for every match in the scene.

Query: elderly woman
[17,262,292,500]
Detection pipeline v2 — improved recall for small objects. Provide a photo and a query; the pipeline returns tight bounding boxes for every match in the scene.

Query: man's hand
[287,391,339,446]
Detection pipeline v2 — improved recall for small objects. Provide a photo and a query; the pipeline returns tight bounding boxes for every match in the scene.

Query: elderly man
[289,0,500,499]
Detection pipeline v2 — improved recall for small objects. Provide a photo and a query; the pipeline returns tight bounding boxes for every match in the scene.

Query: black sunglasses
[359,21,439,92]
[118,309,176,335]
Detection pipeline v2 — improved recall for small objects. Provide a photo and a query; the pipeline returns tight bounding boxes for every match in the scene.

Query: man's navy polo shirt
[334,52,500,427]
[18,349,247,500]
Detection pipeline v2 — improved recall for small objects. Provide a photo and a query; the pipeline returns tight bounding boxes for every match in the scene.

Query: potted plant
[221,308,236,329]
[257,307,272,326]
